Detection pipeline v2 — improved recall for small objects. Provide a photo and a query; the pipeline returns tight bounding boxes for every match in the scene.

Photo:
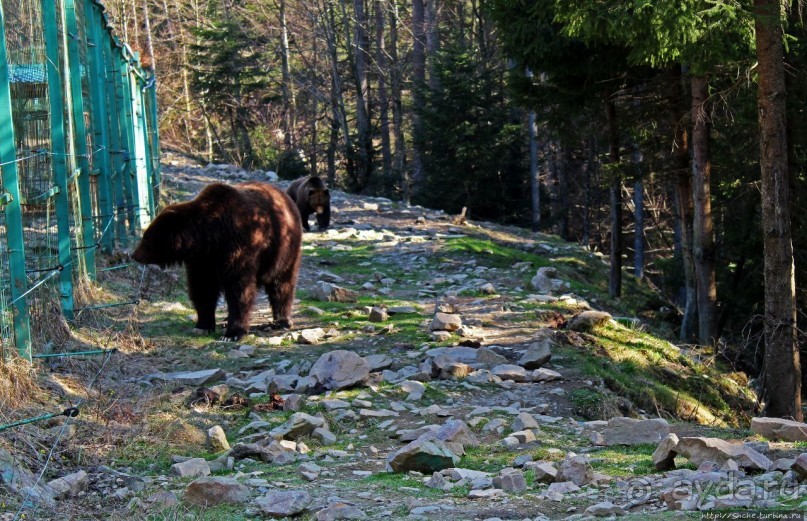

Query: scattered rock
[602,417,670,446]
[255,489,312,517]
[493,470,527,493]
[299,328,327,344]
[653,433,680,470]
[311,282,358,303]
[309,350,370,390]
[675,437,772,472]
[169,458,210,478]
[183,477,250,506]
[368,307,388,322]
[271,412,327,440]
[791,453,807,479]
[530,267,568,294]
[315,502,369,520]
[47,470,88,499]
[430,313,462,332]
[386,437,461,473]
[146,368,225,386]
[751,417,807,442]
[512,412,540,432]
[567,311,613,332]
[524,461,557,483]
[532,368,562,382]
[518,339,553,369]
[206,425,230,452]
[585,501,626,517]
[556,455,593,486]
[491,364,530,383]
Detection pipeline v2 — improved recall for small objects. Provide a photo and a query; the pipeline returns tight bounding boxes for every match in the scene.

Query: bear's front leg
[187,264,220,333]
[222,274,258,341]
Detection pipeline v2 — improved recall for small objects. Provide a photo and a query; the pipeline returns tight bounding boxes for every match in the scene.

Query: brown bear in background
[286,175,331,232]
[132,182,302,340]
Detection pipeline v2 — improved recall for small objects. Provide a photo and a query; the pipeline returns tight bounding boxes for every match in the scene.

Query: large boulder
[309,350,370,390]
[602,417,670,446]
[386,437,461,473]
[674,437,772,472]
[518,339,553,369]
[255,490,312,517]
[751,417,807,442]
[183,477,250,507]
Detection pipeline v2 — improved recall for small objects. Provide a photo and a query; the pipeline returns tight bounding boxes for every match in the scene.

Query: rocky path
[4,154,807,521]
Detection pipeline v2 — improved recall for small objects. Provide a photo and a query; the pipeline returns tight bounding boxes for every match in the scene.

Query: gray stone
[556,455,593,486]
[512,412,540,432]
[255,490,312,517]
[146,368,225,386]
[368,307,388,322]
[400,380,426,401]
[311,281,358,303]
[791,453,807,479]
[386,438,460,473]
[532,368,562,381]
[436,419,479,448]
[603,417,670,446]
[206,425,230,452]
[493,470,527,493]
[430,312,463,331]
[299,328,327,344]
[530,267,567,294]
[547,481,580,494]
[585,502,626,517]
[365,354,393,371]
[476,347,509,367]
[653,433,680,470]
[314,502,368,520]
[284,394,306,411]
[47,470,88,499]
[439,362,472,380]
[491,364,530,383]
[752,417,807,442]
[313,427,337,445]
[518,339,553,369]
[309,350,370,390]
[169,458,210,478]
[675,437,772,472]
[271,412,326,440]
[524,461,557,483]
[183,477,249,507]
[567,311,613,332]
[509,430,537,444]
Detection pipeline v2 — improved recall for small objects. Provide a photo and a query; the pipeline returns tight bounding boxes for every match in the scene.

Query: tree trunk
[529,109,540,232]
[375,0,392,178]
[425,0,440,91]
[389,0,407,202]
[411,0,426,188]
[691,74,717,346]
[142,0,156,72]
[606,98,622,298]
[351,0,372,190]
[556,143,570,241]
[668,65,698,343]
[279,0,296,150]
[633,176,644,280]
[755,0,802,420]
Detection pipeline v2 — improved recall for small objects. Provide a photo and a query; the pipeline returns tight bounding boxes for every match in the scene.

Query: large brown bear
[132,182,302,340]
[286,176,331,232]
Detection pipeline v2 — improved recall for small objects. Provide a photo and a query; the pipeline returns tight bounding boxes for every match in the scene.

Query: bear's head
[132,209,193,268]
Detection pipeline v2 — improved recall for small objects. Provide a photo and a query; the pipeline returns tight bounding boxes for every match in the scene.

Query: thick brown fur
[132,182,302,340]
[286,176,331,232]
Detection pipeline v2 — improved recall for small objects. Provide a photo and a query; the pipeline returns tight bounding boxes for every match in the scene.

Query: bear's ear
[324,189,330,196]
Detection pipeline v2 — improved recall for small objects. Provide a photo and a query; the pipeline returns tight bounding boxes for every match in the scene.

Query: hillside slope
[1,154,798,521]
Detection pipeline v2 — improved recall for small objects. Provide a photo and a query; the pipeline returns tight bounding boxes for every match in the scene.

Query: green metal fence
[0,0,159,361]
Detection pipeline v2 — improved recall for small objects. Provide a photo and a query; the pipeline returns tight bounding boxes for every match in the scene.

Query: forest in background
[103,0,805,417]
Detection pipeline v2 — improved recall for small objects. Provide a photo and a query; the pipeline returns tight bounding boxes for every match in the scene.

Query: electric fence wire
[11,348,114,521]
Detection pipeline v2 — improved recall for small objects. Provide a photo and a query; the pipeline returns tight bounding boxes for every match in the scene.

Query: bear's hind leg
[223,274,258,340]
[266,267,299,330]
[187,265,220,332]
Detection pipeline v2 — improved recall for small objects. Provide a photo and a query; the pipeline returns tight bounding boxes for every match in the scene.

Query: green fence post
[84,1,114,252]
[64,0,97,279]
[146,74,161,205]
[102,30,126,245]
[115,47,138,238]
[0,1,33,361]
[128,51,152,227]
[41,0,75,319]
